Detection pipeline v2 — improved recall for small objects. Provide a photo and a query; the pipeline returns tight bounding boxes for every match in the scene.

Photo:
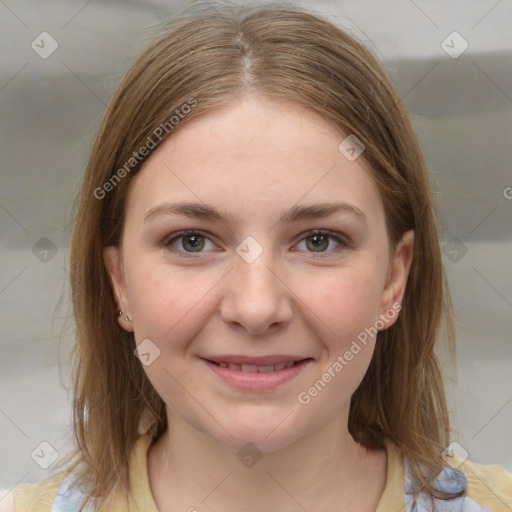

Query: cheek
[293,269,384,412]
[125,258,222,356]
[125,262,219,402]
[300,266,384,346]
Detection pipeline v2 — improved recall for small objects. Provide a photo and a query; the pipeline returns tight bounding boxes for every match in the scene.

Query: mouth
[201,356,314,391]
[206,359,303,372]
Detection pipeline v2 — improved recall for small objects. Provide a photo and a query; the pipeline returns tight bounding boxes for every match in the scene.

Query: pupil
[184,235,204,251]
[308,234,328,251]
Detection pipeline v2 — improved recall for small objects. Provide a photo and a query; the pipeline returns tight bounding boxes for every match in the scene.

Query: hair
[60,1,460,509]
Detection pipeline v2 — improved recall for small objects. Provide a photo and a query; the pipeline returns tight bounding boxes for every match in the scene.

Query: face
[104,96,413,452]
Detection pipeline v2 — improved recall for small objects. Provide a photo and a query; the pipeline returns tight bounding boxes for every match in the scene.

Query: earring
[119,309,132,323]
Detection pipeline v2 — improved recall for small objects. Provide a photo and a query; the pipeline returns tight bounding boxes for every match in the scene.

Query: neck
[147,409,387,512]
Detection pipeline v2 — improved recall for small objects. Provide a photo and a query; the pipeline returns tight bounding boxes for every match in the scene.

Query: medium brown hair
[62,2,459,509]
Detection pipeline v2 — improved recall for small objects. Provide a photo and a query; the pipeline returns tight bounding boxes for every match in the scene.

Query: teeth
[241,364,258,373]
[213,360,300,372]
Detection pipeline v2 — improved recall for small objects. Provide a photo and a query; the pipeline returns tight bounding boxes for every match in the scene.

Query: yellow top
[12,434,512,511]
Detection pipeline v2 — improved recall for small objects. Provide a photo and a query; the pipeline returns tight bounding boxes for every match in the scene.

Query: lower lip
[202,358,313,391]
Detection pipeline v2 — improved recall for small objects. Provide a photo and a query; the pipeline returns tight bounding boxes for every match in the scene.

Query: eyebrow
[144,200,367,225]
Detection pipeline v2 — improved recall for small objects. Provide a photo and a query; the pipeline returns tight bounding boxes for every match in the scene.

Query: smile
[208,360,296,372]
[201,357,313,391]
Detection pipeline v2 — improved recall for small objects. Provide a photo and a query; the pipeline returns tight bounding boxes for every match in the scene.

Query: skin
[104,95,414,512]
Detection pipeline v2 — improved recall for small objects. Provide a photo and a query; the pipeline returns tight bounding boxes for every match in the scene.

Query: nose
[219,248,293,335]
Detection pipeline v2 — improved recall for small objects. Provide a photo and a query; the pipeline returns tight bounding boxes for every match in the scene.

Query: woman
[9,2,512,511]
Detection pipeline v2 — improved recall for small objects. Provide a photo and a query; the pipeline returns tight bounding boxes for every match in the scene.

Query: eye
[162,229,349,256]
[163,230,217,254]
[294,230,348,255]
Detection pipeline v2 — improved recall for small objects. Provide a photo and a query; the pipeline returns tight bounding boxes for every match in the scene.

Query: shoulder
[10,471,101,512]
[403,450,512,512]
[8,434,156,512]
[455,455,512,511]
[9,473,66,512]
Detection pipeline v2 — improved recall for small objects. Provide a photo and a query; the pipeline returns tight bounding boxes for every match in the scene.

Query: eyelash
[162,229,350,257]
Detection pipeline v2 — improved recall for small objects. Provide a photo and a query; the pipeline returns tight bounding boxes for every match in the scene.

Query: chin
[216,429,301,454]
[200,409,307,454]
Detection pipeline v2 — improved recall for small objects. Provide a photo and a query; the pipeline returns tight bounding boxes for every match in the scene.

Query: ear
[103,245,134,332]
[379,229,414,328]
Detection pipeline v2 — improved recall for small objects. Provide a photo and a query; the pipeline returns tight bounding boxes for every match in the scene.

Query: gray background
[1,0,511,501]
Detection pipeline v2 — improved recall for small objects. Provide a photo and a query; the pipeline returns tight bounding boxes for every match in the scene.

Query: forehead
[125,97,385,227]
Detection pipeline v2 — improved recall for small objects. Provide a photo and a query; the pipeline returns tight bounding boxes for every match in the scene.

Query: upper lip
[202,355,311,365]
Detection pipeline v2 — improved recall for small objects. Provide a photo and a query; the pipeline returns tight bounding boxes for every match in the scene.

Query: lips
[202,356,313,390]
[208,360,297,372]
